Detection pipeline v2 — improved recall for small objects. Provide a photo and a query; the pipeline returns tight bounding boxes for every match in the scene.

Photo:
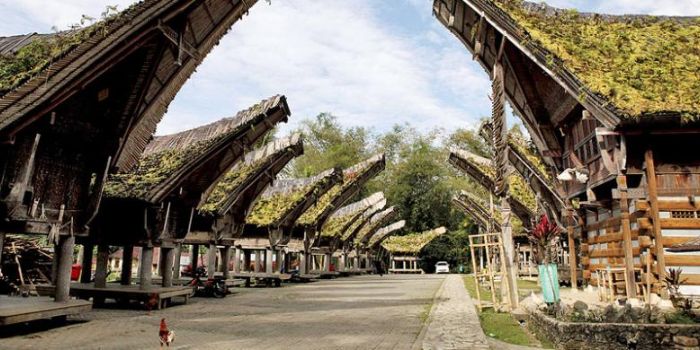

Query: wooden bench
[69,283,191,309]
[232,272,291,287]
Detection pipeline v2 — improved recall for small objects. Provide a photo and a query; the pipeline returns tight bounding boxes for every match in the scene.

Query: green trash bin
[538,263,560,303]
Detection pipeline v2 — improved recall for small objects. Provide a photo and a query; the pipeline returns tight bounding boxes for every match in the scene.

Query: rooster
[159,318,175,349]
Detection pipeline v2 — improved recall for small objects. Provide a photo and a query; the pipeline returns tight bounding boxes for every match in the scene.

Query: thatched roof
[449,148,536,216]
[452,190,501,231]
[320,192,385,238]
[381,227,447,255]
[246,168,342,227]
[368,220,406,248]
[296,154,386,228]
[0,0,259,170]
[435,0,700,124]
[104,95,287,203]
[354,206,397,245]
[199,133,303,215]
[340,198,387,241]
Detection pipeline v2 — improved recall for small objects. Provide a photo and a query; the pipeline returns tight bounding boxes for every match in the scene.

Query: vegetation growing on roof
[493,0,700,120]
[508,133,550,180]
[104,132,231,200]
[0,6,122,96]
[320,213,358,238]
[198,156,266,214]
[381,228,445,254]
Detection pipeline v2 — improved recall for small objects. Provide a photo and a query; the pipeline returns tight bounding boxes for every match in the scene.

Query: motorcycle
[188,267,228,298]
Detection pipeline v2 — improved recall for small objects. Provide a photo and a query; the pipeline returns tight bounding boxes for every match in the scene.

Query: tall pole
[566,211,578,289]
[54,235,75,302]
[492,60,518,308]
[644,149,667,298]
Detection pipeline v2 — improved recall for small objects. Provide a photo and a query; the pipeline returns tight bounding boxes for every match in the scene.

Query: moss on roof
[246,170,337,227]
[508,134,550,180]
[319,192,384,238]
[381,227,446,254]
[493,0,700,120]
[320,213,358,238]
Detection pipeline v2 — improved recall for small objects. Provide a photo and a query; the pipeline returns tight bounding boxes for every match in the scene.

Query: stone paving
[422,274,490,350]
[0,275,447,349]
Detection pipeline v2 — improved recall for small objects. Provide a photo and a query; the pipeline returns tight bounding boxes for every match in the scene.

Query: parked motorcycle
[188,267,227,298]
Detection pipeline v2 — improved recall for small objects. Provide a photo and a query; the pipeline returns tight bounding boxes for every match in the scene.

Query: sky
[1,0,699,137]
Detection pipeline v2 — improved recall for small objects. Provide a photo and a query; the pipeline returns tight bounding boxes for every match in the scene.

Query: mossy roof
[340,199,387,241]
[491,0,700,121]
[246,168,339,227]
[104,96,284,202]
[297,154,385,227]
[198,134,303,215]
[381,227,447,255]
[319,192,385,238]
[354,207,396,245]
[450,148,537,211]
[368,220,406,248]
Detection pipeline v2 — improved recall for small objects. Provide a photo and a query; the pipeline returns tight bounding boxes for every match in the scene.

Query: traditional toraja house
[316,192,385,271]
[382,227,447,274]
[333,197,388,271]
[295,155,386,272]
[184,134,304,280]
[236,168,342,280]
[82,96,289,304]
[365,220,406,268]
[0,0,259,322]
[348,206,398,271]
[434,0,700,297]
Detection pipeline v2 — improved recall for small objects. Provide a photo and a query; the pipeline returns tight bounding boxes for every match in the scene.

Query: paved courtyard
[0,274,487,349]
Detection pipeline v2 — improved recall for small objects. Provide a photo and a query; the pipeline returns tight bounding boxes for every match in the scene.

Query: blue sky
[2,0,699,137]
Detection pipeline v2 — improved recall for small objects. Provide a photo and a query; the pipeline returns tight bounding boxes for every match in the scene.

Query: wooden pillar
[253,251,260,272]
[94,244,110,288]
[265,248,274,273]
[191,244,199,271]
[221,246,231,279]
[339,254,346,271]
[161,247,175,287]
[139,246,154,290]
[207,244,217,278]
[299,251,307,274]
[500,200,519,308]
[323,253,331,272]
[172,245,181,280]
[80,243,94,284]
[0,233,4,267]
[54,235,75,302]
[233,247,241,273]
[121,245,133,285]
[617,175,638,298]
[567,212,578,289]
[645,149,667,296]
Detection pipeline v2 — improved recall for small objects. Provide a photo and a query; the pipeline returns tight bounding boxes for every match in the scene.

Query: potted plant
[529,214,561,303]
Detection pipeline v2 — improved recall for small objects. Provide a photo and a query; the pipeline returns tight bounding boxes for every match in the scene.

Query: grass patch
[463,276,550,348]
[419,302,432,324]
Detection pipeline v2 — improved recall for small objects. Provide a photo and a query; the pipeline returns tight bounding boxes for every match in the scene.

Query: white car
[435,261,450,274]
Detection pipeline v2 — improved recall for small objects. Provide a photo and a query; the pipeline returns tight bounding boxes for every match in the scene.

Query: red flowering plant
[528,214,561,265]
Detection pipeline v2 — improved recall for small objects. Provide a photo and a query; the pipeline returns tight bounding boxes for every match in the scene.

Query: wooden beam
[617,175,637,298]
[644,149,667,292]
[665,255,700,267]
[659,218,700,229]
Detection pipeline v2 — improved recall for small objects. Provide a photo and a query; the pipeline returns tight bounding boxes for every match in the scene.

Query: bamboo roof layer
[381,227,447,255]
[354,207,397,245]
[340,198,388,241]
[0,0,260,170]
[297,154,386,228]
[246,168,342,227]
[368,220,406,248]
[104,95,288,203]
[320,192,385,238]
[452,190,501,231]
[199,133,303,215]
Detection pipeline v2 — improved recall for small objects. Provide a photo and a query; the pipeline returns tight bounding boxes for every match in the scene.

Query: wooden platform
[308,270,340,279]
[389,268,424,274]
[232,272,291,287]
[69,283,191,309]
[0,296,91,326]
[151,277,245,289]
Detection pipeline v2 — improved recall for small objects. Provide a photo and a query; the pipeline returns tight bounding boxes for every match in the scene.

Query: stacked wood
[1,235,54,293]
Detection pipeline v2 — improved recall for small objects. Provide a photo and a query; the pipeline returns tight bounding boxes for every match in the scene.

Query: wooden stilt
[265,248,273,273]
[221,246,231,279]
[299,251,306,274]
[191,244,199,271]
[233,246,241,273]
[161,247,175,287]
[644,149,667,298]
[80,243,94,284]
[121,245,133,285]
[54,235,75,302]
[207,244,217,278]
[172,245,181,280]
[139,246,153,290]
[94,244,109,288]
[567,212,578,289]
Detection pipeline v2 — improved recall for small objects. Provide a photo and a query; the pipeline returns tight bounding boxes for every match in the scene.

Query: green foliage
[247,185,311,226]
[381,227,445,254]
[420,229,473,273]
[0,5,121,96]
[198,155,265,214]
[494,0,700,120]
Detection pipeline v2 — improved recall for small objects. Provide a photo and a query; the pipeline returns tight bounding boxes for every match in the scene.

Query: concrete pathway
[422,274,490,350]
[0,275,444,349]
